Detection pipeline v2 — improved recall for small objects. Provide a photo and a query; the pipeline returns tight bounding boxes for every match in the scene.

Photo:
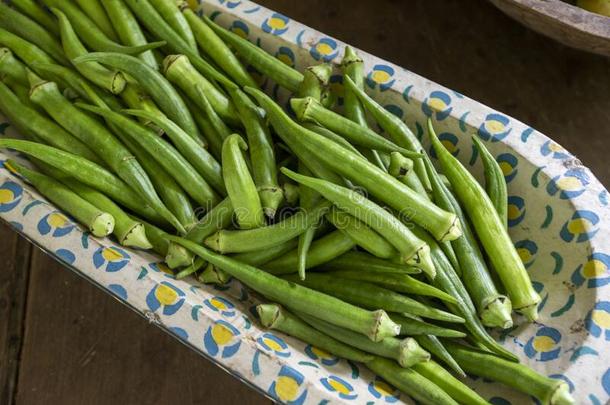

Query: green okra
[283,273,464,323]
[301,122,364,157]
[232,238,299,267]
[28,77,184,232]
[138,218,171,257]
[108,118,197,231]
[0,47,28,85]
[423,152,512,329]
[0,27,56,75]
[75,52,200,140]
[414,334,465,377]
[295,162,319,279]
[52,8,126,94]
[389,314,466,338]
[298,312,430,368]
[263,230,356,275]
[59,177,151,248]
[326,206,397,259]
[123,0,236,89]
[11,0,59,36]
[77,103,220,209]
[317,251,421,274]
[411,223,518,361]
[74,0,118,40]
[222,134,266,229]
[245,87,461,243]
[7,160,114,237]
[120,84,166,131]
[123,108,225,195]
[101,0,158,69]
[229,87,282,217]
[340,46,387,171]
[0,80,101,165]
[199,263,231,285]
[183,7,256,87]
[149,0,196,50]
[325,269,457,304]
[367,357,459,405]
[297,63,332,101]
[166,197,234,269]
[0,3,68,65]
[192,85,230,161]
[428,120,540,321]
[204,200,332,254]
[291,96,421,159]
[167,235,401,342]
[473,136,508,229]
[163,54,240,127]
[412,360,489,405]
[444,341,575,405]
[0,139,165,225]
[343,75,432,193]
[43,0,166,54]
[257,304,374,363]
[203,15,303,92]
[175,257,205,280]
[281,167,433,273]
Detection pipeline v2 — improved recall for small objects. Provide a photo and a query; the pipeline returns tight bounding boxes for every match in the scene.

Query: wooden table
[1,0,609,403]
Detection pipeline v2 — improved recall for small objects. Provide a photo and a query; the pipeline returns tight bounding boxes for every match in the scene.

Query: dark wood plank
[0,222,32,405]
[15,247,270,405]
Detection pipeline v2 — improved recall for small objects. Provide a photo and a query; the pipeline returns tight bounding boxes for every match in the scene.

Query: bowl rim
[0,1,608,403]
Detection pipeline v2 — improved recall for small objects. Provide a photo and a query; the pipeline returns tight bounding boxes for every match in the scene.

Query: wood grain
[489,0,610,57]
[0,222,31,405]
[15,247,270,404]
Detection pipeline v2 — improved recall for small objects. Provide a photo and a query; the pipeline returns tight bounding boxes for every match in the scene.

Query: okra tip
[289,97,315,122]
[203,231,222,252]
[371,310,401,342]
[340,46,362,66]
[399,337,431,367]
[481,296,513,330]
[259,186,284,218]
[122,223,153,249]
[165,242,194,269]
[91,212,115,237]
[26,67,47,89]
[551,383,575,405]
[305,63,332,85]
[257,303,282,328]
[162,54,185,75]
[518,302,540,322]
[439,214,462,242]
[200,263,230,285]
[109,72,127,95]
[407,244,436,279]
[0,48,12,64]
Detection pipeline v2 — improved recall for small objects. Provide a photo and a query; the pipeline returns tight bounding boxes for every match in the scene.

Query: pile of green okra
[0,1,573,404]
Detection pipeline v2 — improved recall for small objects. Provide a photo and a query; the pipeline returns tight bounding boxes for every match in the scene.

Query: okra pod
[222,134,266,229]
[167,236,401,342]
[428,120,540,320]
[263,230,356,275]
[7,160,114,237]
[298,312,430,368]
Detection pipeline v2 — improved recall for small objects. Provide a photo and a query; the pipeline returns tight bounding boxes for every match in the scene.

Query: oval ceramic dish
[0,1,608,403]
